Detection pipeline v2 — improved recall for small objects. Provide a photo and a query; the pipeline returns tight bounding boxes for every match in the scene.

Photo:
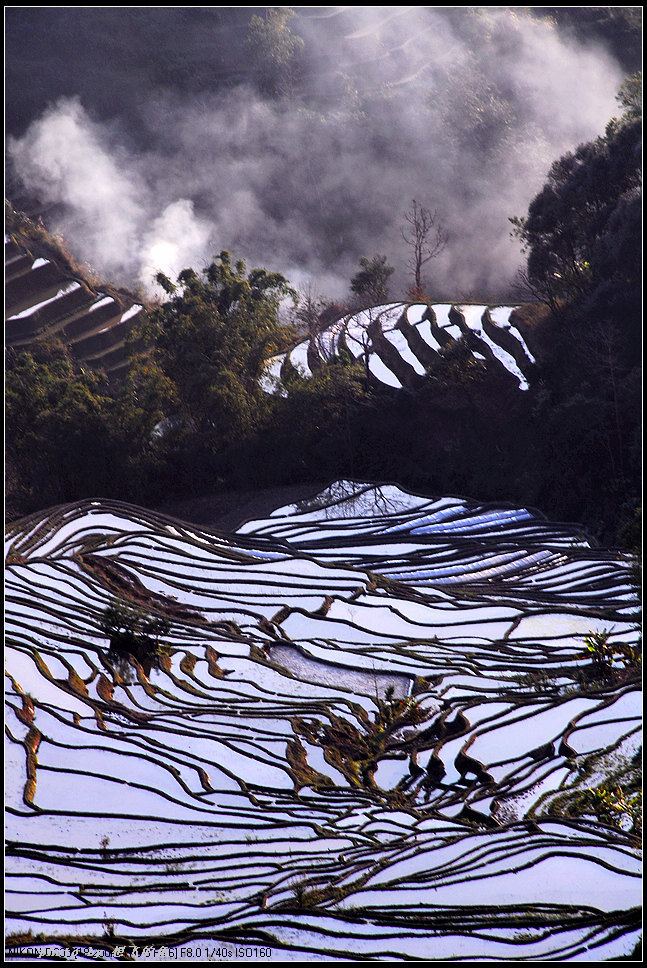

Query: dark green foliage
[6,340,118,512]
[100,601,171,671]
[510,81,641,319]
[139,251,296,455]
[511,118,641,311]
[273,358,373,481]
[350,254,395,306]
[5,338,167,515]
[508,80,642,544]
[436,338,488,388]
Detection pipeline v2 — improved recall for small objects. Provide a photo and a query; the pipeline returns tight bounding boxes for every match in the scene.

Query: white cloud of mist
[8,97,146,278]
[140,200,212,294]
[7,8,626,300]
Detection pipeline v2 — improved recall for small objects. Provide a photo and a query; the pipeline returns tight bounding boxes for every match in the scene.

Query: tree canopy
[510,74,641,320]
[508,75,641,543]
[6,340,119,510]
[140,251,296,451]
[350,254,395,306]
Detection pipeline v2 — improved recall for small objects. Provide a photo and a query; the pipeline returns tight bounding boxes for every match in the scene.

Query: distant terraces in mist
[5,228,144,381]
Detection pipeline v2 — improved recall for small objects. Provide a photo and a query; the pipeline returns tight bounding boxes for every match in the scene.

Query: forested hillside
[5,7,638,297]
[6,9,641,547]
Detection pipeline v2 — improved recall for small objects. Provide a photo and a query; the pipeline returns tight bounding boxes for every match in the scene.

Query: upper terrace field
[5,230,143,383]
[263,302,539,396]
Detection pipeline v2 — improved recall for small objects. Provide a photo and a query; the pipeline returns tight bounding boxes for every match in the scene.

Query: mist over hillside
[5,7,632,299]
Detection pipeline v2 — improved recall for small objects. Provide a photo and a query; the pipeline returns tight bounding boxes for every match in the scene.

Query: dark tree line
[508,75,641,541]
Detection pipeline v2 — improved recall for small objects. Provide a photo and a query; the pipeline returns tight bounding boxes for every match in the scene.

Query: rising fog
[6,7,627,300]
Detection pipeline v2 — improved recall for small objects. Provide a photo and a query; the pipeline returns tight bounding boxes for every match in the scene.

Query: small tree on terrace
[401,199,448,301]
[348,254,395,385]
[350,254,395,307]
[101,601,171,676]
[294,282,327,335]
[293,282,338,365]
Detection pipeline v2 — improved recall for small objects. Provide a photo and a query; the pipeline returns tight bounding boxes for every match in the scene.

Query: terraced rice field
[5,235,143,381]
[5,482,641,960]
[267,304,538,394]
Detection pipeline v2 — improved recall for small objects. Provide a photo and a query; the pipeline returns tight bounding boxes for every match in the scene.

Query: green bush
[582,629,641,672]
[584,784,642,838]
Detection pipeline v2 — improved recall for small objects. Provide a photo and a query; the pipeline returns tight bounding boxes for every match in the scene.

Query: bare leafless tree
[511,266,561,315]
[401,200,448,299]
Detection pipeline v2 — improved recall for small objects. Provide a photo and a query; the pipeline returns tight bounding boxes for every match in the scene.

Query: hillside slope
[5,210,145,381]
